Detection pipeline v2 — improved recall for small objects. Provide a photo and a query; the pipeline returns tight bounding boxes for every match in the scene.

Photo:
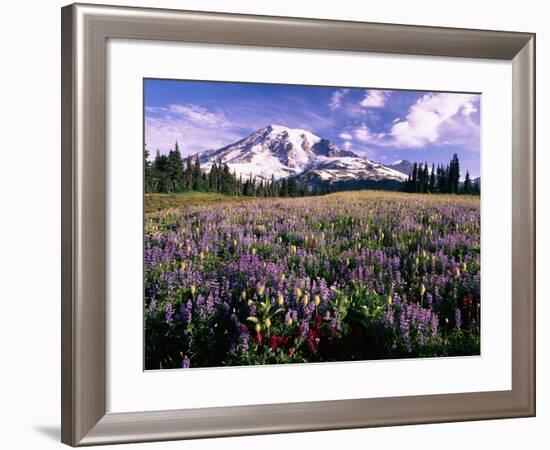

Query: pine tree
[411,163,418,193]
[280,179,288,197]
[422,163,429,193]
[450,153,460,193]
[144,145,154,193]
[429,163,436,193]
[152,150,170,193]
[238,174,243,196]
[464,170,472,194]
[184,157,193,190]
[166,142,184,192]
[192,156,202,191]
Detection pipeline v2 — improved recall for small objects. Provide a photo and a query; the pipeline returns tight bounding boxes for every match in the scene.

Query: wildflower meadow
[144,191,480,370]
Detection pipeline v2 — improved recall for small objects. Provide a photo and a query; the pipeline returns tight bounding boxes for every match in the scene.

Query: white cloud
[360,90,390,108]
[163,104,229,126]
[145,103,241,156]
[461,101,477,116]
[339,132,353,140]
[354,123,386,143]
[390,93,478,148]
[329,89,349,110]
[342,141,353,151]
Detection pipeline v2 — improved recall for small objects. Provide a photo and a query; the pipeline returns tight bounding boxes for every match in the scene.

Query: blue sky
[145,79,480,178]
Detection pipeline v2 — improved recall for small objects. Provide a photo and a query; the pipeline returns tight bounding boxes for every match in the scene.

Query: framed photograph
[61,3,535,446]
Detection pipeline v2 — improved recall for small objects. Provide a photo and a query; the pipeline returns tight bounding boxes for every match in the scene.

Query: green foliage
[404,154,479,195]
[144,142,317,198]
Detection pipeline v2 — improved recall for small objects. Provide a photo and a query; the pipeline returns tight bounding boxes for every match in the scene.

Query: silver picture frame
[61,3,535,446]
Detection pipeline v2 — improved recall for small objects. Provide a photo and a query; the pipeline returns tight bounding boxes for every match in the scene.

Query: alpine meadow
[144,80,481,370]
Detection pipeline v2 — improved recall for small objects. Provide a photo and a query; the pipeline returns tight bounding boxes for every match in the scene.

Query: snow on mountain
[198,124,407,184]
[299,158,408,183]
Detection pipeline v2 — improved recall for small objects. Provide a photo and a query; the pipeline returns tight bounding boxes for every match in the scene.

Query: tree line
[144,144,323,197]
[403,153,479,195]
[146,144,479,197]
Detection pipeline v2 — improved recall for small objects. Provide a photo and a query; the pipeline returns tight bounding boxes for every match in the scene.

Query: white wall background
[0,0,546,448]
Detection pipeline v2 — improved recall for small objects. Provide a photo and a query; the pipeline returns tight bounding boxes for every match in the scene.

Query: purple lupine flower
[148,297,157,317]
[455,308,462,329]
[164,302,174,324]
[182,355,191,368]
[145,189,480,368]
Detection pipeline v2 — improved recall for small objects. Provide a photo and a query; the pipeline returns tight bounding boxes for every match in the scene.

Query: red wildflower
[315,314,323,330]
[306,329,321,354]
[269,335,290,350]
[268,335,283,350]
[253,331,263,344]
[463,294,473,307]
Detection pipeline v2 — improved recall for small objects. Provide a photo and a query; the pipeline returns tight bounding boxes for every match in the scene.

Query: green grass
[145,190,480,213]
[145,191,256,213]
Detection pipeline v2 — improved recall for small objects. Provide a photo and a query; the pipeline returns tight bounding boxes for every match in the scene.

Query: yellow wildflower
[420,283,426,297]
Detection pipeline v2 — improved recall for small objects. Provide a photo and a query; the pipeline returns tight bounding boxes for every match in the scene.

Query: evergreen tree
[166,142,184,192]
[450,153,460,193]
[403,154,474,195]
[422,162,429,193]
[152,151,170,193]
[287,178,298,197]
[411,163,418,193]
[280,179,288,197]
[463,170,472,194]
[208,161,218,192]
[184,157,193,190]
[429,163,436,193]
[144,145,154,193]
[192,156,202,191]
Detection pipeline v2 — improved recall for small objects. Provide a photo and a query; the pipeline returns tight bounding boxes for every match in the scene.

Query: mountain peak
[198,125,404,183]
[263,124,322,146]
[387,159,414,176]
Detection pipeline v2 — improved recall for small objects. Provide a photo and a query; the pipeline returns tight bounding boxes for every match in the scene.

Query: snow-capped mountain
[198,125,407,185]
[387,160,414,176]
[298,158,409,183]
